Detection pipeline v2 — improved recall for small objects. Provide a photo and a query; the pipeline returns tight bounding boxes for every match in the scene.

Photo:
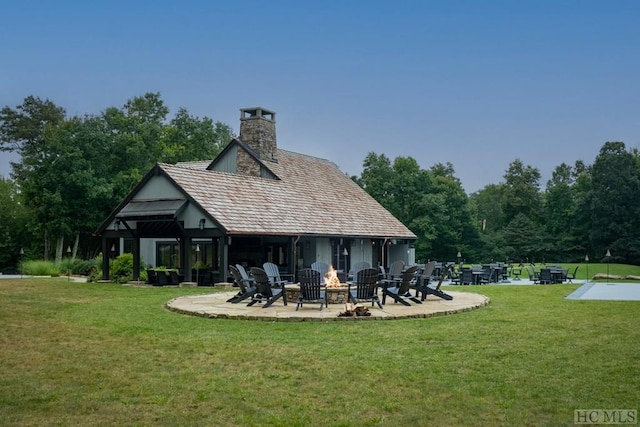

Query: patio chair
[263,262,291,288]
[227,265,257,303]
[415,261,453,301]
[296,268,327,311]
[311,261,330,280]
[412,261,436,296]
[527,264,541,283]
[348,261,371,281]
[566,265,579,283]
[459,268,473,285]
[236,264,254,286]
[247,267,287,308]
[347,268,382,309]
[382,265,421,306]
[379,260,405,287]
[538,268,552,285]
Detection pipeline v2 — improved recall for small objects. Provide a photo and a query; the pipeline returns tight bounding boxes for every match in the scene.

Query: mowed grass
[1,278,639,426]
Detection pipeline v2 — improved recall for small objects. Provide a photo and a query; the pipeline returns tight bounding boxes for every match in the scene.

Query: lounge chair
[296,268,327,311]
[347,268,382,309]
[227,265,257,303]
[382,265,421,306]
[247,267,287,308]
[263,262,291,288]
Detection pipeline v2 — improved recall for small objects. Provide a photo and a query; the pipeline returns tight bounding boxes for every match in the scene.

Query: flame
[324,265,342,288]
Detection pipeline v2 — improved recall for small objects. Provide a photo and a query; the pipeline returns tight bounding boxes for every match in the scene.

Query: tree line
[0,93,233,269]
[1,92,639,271]
[356,142,640,265]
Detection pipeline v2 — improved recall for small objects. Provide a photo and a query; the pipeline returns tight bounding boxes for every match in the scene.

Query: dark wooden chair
[247,267,287,308]
[296,268,326,311]
[418,266,454,301]
[382,265,420,306]
[413,261,436,295]
[348,268,382,309]
[227,265,257,303]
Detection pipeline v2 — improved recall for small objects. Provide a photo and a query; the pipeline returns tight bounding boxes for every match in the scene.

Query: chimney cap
[240,107,275,122]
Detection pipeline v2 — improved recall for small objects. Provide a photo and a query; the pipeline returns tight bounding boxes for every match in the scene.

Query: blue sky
[1,0,638,193]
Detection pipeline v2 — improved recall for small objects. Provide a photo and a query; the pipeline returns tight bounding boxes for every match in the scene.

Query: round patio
[166,289,489,321]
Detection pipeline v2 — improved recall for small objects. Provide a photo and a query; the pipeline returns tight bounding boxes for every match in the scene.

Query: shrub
[71,258,99,276]
[21,260,60,276]
[111,253,134,283]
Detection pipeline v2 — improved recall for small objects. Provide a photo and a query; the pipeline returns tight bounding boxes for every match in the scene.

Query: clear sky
[1,0,638,193]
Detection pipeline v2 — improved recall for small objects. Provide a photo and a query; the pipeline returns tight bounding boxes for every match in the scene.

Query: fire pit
[285,266,350,304]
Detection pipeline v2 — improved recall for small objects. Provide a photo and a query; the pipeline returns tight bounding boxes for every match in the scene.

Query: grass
[1,277,639,426]
[19,260,60,276]
[514,262,640,281]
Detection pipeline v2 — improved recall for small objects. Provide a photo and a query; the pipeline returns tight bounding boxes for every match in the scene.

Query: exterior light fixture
[605,249,611,283]
[114,219,120,231]
[199,218,206,230]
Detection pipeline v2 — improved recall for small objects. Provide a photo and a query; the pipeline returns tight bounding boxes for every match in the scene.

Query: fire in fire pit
[324,266,343,288]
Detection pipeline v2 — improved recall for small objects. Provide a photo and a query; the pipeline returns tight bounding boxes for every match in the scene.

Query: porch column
[220,236,229,283]
[132,237,141,281]
[101,237,109,280]
[182,236,192,282]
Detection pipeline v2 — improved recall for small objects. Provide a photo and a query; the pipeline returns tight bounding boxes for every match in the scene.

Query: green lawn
[514,262,640,281]
[1,278,638,426]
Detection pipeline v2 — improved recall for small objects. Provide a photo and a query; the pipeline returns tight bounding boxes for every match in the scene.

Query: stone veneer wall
[236,148,262,177]
[239,112,277,162]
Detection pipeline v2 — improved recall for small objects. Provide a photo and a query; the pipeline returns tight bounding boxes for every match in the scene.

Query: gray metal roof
[162,149,416,239]
[116,199,187,220]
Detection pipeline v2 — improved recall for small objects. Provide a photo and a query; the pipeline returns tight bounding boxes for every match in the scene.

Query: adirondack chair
[227,265,257,303]
[263,262,291,287]
[347,268,382,309]
[418,265,454,301]
[247,267,287,308]
[383,260,404,281]
[348,261,371,281]
[235,264,254,286]
[382,265,421,306]
[296,268,327,311]
[412,261,436,299]
[311,261,330,280]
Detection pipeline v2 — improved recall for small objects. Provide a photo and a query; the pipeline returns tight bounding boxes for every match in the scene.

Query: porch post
[101,237,109,280]
[220,236,229,283]
[182,236,192,282]
[132,237,141,281]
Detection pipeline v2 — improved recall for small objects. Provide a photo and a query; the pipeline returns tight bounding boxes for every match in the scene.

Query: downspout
[293,235,300,279]
[382,238,389,270]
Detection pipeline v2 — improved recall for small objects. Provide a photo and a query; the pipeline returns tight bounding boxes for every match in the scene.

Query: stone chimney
[239,107,277,162]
